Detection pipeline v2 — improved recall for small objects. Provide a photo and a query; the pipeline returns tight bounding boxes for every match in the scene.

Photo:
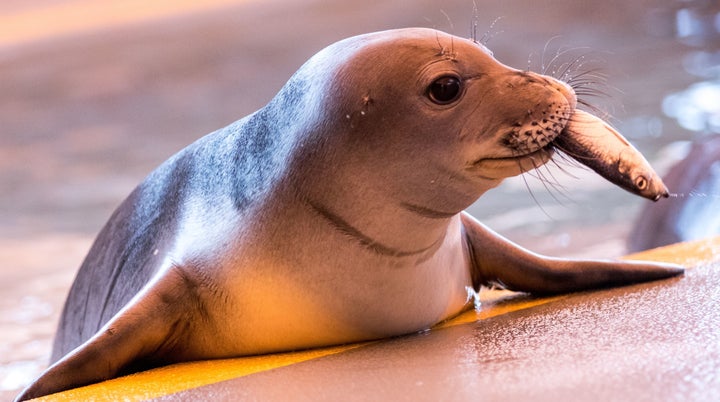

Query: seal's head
[289,28,577,214]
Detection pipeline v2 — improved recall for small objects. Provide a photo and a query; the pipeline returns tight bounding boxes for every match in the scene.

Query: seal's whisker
[480,16,503,46]
[570,78,614,98]
[434,30,446,56]
[547,49,593,79]
[440,9,454,32]
[569,78,610,92]
[554,52,598,81]
[526,154,574,206]
[522,150,563,186]
[539,157,573,191]
[517,158,556,220]
[550,150,587,176]
[565,68,609,83]
[531,171,570,206]
[574,89,611,99]
[572,84,608,95]
[539,35,562,74]
[533,151,578,211]
[526,51,536,72]
[548,158,583,182]
[470,0,480,43]
[576,99,608,117]
[553,138,604,163]
[571,77,611,88]
[542,46,572,74]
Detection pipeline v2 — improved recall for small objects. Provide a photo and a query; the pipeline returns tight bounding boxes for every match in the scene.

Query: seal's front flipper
[15,266,210,402]
[460,212,684,295]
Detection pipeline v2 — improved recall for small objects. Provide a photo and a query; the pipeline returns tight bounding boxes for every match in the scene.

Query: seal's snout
[501,103,571,156]
[550,77,578,111]
[520,71,578,111]
[499,72,576,157]
[503,117,563,157]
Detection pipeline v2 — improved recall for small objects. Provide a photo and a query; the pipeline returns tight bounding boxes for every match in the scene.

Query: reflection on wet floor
[0,235,87,398]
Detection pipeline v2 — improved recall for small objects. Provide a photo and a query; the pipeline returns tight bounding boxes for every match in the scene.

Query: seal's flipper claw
[15,267,203,401]
[460,212,684,295]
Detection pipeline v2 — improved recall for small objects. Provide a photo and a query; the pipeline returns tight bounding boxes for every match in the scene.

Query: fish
[555,109,669,201]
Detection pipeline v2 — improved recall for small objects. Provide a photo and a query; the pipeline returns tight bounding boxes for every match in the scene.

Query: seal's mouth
[469,142,556,179]
[468,102,570,178]
[488,142,556,163]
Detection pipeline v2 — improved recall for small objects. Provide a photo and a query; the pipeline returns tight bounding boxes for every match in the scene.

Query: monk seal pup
[16,28,683,401]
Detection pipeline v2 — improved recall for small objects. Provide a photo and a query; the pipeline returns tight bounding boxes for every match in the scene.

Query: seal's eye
[428,76,462,104]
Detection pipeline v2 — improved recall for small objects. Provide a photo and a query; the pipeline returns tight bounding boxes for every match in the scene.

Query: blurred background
[1,0,719,398]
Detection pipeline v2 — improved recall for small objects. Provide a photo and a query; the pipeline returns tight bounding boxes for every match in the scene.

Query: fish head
[617,148,670,201]
[556,110,670,202]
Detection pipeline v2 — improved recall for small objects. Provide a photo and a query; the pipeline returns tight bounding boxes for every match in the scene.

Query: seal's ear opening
[427,75,463,104]
[15,268,195,401]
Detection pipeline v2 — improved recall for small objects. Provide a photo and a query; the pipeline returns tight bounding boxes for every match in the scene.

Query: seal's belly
[218,228,473,355]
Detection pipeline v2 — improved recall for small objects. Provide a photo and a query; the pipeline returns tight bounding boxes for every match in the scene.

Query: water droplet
[465,286,481,311]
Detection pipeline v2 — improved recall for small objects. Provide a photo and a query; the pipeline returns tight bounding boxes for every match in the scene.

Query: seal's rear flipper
[460,212,684,295]
[15,266,206,402]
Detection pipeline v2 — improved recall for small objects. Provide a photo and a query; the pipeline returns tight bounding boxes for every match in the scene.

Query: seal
[16,28,683,401]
